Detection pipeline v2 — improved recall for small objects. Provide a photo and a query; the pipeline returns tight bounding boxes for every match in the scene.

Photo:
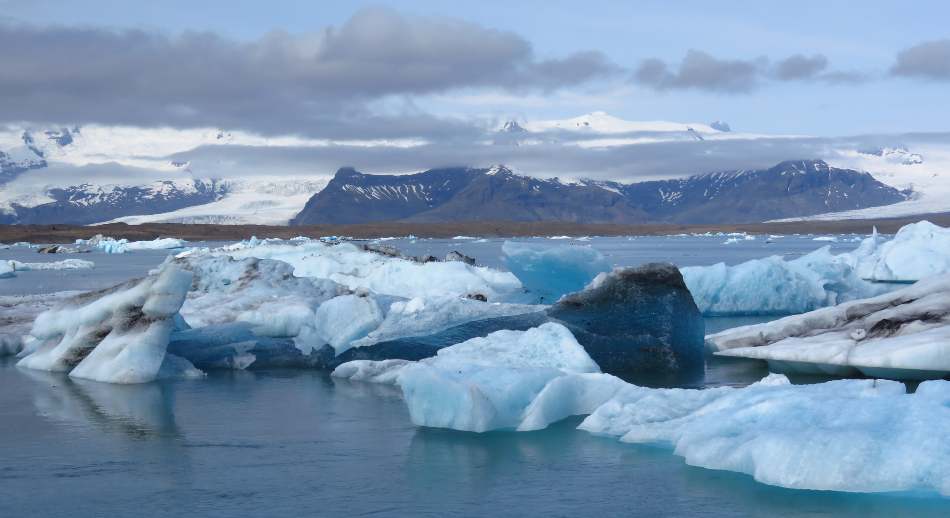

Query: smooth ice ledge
[709,274,950,380]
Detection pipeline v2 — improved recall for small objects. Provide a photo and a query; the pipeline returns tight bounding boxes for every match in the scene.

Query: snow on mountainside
[777,143,950,221]
[520,111,721,134]
[291,160,908,225]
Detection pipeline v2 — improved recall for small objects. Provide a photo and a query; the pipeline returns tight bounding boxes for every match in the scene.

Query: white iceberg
[683,221,950,315]
[77,235,187,254]
[17,264,197,383]
[8,259,95,271]
[580,374,950,496]
[198,239,522,301]
[0,261,14,279]
[709,274,950,379]
[502,241,611,303]
[333,322,625,432]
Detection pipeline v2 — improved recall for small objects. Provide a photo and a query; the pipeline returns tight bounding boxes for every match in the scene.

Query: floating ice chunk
[502,241,610,303]
[0,261,13,279]
[334,323,619,432]
[201,240,521,300]
[851,221,950,282]
[548,263,704,375]
[77,235,187,254]
[580,375,950,496]
[18,265,195,383]
[8,259,95,271]
[710,274,950,379]
[683,246,887,316]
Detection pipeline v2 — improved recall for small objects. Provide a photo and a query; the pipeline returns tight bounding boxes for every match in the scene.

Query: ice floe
[76,235,187,254]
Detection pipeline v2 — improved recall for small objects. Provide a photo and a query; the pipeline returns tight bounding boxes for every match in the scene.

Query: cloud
[0,8,617,138]
[633,50,763,93]
[635,50,869,92]
[892,39,950,80]
[773,54,828,80]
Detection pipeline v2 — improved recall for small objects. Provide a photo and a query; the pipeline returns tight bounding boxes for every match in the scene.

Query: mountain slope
[291,160,909,226]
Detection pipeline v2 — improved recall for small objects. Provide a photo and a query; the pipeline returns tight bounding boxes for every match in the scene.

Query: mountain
[1,179,228,225]
[290,160,909,226]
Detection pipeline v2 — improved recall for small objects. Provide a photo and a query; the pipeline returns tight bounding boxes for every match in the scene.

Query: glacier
[502,241,611,303]
[709,274,950,380]
[682,221,950,315]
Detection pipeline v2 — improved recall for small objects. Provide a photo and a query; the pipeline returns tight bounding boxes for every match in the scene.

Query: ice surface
[851,221,950,281]
[502,241,610,303]
[0,261,13,279]
[18,264,196,383]
[333,323,625,432]
[547,263,704,375]
[709,274,950,379]
[199,239,522,300]
[579,374,950,496]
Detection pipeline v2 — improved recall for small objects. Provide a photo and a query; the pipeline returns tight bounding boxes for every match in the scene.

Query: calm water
[4,234,946,516]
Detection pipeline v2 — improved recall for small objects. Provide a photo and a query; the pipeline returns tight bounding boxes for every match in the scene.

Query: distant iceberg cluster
[683,221,950,315]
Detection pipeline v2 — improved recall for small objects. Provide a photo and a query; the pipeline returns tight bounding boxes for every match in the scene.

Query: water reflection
[20,368,181,438]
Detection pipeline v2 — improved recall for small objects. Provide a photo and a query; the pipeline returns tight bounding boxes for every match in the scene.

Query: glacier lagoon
[2,233,949,516]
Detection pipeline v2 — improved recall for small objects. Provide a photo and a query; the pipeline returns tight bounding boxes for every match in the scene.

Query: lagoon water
[3,234,947,516]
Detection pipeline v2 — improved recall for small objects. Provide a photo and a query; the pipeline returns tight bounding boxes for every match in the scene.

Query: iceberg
[76,235,187,254]
[333,322,625,432]
[8,259,95,271]
[0,261,13,279]
[548,263,704,375]
[682,221,950,316]
[709,274,950,380]
[580,374,950,496]
[17,264,197,383]
[200,239,522,300]
[502,241,611,303]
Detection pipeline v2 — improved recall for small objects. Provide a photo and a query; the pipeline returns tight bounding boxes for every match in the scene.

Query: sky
[1,0,949,140]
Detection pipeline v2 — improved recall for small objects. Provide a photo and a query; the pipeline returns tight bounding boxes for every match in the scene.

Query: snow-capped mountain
[291,160,908,225]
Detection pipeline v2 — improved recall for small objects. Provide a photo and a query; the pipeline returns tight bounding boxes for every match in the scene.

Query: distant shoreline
[3,214,949,244]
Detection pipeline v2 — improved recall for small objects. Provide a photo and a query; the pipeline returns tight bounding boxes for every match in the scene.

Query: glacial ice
[17,264,196,383]
[76,235,187,254]
[579,374,950,496]
[548,263,704,375]
[0,261,13,279]
[334,322,625,432]
[502,241,611,303]
[709,274,950,379]
[201,239,522,300]
[682,221,950,315]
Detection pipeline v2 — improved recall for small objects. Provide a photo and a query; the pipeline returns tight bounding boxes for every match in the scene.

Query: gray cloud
[0,8,617,138]
[635,50,869,92]
[773,54,828,80]
[892,39,950,80]
[634,50,764,93]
